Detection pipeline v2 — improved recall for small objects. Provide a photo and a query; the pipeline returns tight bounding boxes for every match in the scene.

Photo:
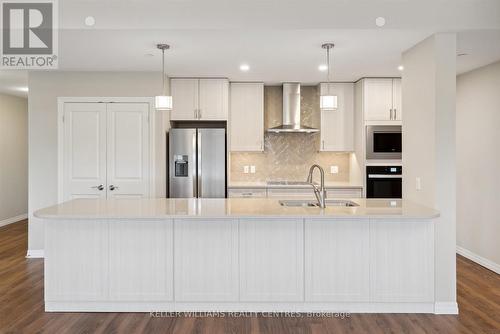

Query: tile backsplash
[230,85,351,183]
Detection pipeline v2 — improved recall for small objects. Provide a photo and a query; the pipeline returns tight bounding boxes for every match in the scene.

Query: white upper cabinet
[170,78,228,121]
[392,78,402,121]
[363,78,402,122]
[319,83,354,152]
[199,79,229,120]
[170,79,199,120]
[229,83,264,152]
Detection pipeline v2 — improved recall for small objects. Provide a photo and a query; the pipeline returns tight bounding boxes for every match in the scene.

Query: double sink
[279,199,359,208]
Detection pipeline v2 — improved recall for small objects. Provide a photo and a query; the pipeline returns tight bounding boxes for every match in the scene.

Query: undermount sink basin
[325,199,359,207]
[279,199,359,207]
[279,200,319,207]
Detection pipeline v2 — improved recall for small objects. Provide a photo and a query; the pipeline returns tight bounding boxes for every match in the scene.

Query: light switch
[250,165,256,174]
[243,166,249,174]
[330,166,339,174]
[416,177,422,191]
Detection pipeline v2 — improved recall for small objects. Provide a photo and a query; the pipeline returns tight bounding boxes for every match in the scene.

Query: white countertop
[228,181,363,189]
[34,198,439,220]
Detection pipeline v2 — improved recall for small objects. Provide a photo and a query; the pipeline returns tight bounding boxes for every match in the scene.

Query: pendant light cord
[327,46,331,85]
[162,48,166,95]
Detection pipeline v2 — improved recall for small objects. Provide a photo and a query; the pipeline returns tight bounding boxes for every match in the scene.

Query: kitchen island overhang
[35,198,441,314]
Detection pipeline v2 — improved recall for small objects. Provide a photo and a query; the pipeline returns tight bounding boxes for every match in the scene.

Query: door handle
[197,131,202,197]
[91,184,104,191]
[109,185,119,191]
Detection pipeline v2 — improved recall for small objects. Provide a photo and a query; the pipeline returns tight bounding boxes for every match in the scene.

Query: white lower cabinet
[266,187,362,199]
[108,220,173,301]
[227,188,267,198]
[305,219,370,302]
[369,221,434,302]
[174,219,239,302]
[44,217,435,311]
[239,219,304,302]
[45,220,109,301]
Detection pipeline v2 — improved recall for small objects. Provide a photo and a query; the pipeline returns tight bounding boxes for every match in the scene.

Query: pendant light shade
[155,95,172,110]
[155,44,172,111]
[320,43,338,111]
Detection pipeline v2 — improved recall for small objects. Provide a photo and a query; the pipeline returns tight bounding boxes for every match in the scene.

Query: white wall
[28,71,164,253]
[456,60,500,271]
[402,33,457,313]
[0,93,28,225]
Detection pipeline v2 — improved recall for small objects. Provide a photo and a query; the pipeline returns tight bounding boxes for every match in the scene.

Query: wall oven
[366,125,402,160]
[366,166,402,199]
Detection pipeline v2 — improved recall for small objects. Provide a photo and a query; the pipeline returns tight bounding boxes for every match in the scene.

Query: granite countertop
[228,181,363,189]
[34,198,439,220]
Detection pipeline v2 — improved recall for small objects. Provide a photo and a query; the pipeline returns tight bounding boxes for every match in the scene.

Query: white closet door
[63,103,107,200]
[106,103,150,198]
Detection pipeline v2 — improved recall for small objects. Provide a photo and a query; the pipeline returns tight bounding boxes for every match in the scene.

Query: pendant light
[320,43,338,111]
[155,44,173,111]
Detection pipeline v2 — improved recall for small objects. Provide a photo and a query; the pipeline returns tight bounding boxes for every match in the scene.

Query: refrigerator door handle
[197,130,202,197]
[192,132,197,197]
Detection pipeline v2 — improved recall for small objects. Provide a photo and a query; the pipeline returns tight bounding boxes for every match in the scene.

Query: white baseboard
[434,302,459,314]
[457,246,500,275]
[45,301,436,313]
[26,249,44,258]
[0,213,27,228]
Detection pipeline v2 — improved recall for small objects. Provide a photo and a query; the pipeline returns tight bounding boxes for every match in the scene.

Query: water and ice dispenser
[174,155,189,177]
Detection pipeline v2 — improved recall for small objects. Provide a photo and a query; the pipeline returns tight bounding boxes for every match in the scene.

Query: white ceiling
[2,0,500,97]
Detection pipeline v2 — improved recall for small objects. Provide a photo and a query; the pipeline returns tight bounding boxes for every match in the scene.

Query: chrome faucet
[306,164,327,208]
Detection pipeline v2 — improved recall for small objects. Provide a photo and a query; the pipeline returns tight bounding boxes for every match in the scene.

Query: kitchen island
[35,198,439,313]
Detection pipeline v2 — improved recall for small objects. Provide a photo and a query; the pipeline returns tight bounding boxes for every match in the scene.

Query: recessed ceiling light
[375,17,386,27]
[239,64,250,72]
[318,64,328,72]
[84,16,95,27]
[397,65,404,71]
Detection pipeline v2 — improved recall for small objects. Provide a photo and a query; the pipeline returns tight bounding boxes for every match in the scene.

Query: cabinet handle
[322,140,325,150]
[389,108,393,120]
[109,185,119,191]
[394,108,397,120]
[198,109,202,119]
[91,184,104,191]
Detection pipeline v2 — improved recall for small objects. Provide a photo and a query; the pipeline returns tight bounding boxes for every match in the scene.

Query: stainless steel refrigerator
[169,128,226,198]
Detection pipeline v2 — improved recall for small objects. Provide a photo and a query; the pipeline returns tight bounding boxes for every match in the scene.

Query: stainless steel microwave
[366,125,402,160]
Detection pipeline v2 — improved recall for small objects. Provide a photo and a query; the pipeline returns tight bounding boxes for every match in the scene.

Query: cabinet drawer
[327,188,363,198]
[228,188,267,198]
[267,188,316,198]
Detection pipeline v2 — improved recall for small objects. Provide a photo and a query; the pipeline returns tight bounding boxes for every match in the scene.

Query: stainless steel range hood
[267,83,319,133]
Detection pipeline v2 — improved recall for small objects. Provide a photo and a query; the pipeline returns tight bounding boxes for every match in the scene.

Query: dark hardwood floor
[1,220,499,334]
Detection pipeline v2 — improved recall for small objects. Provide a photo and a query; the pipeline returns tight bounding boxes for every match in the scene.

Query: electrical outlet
[416,177,422,191]
[243,166,249,174]
[250,165,256,174]
[330,165,339,174]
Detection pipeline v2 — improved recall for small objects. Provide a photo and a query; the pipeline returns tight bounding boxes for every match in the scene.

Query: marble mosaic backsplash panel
[230,85,350,183]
